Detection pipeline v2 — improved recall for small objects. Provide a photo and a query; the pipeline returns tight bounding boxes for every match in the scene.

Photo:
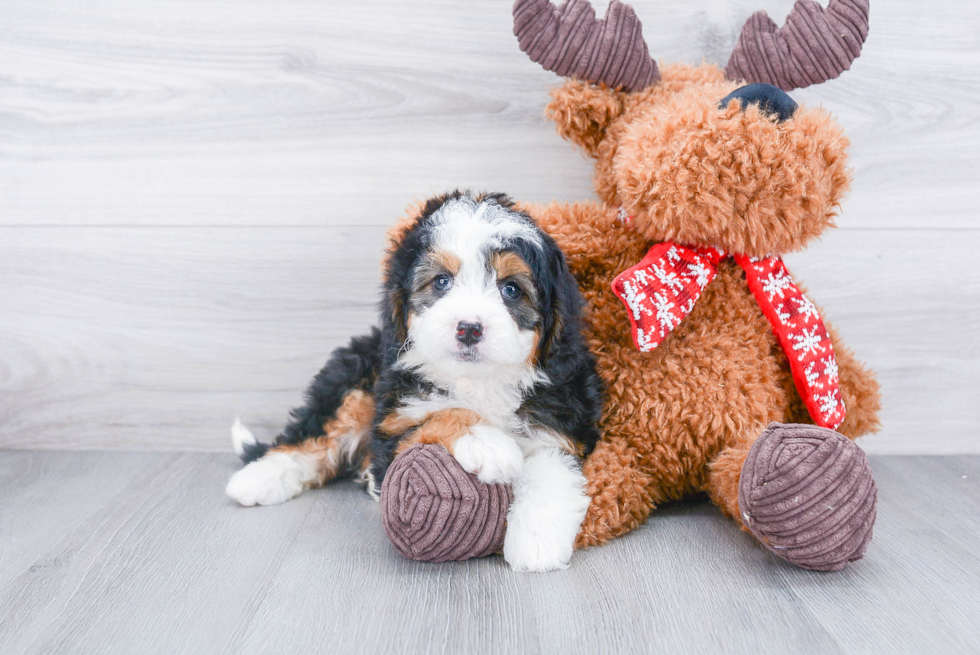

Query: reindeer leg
[575,438,657,549]
[707,423,877,571]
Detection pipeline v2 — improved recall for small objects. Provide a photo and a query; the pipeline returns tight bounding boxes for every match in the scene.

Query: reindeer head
[514,0,869,257]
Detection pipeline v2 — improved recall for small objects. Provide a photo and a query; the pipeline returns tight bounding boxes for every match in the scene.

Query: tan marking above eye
[411,250,460,295]
[490,251,532,281]
[430,250,461,276]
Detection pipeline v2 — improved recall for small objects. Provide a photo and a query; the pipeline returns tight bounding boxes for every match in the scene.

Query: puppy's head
[381,191,579,385]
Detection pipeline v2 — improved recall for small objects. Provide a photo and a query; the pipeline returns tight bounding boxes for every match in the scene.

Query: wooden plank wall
[1,0,977,453]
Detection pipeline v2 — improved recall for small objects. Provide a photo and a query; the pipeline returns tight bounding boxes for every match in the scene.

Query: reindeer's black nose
[719,83,798,123]
[456,321,483,346]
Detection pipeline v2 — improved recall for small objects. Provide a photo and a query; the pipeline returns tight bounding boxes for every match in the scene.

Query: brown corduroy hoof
[738,422,877,571]
[381,444,512,562]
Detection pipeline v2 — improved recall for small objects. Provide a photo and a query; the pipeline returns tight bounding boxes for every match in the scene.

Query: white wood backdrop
[1,0,978,453]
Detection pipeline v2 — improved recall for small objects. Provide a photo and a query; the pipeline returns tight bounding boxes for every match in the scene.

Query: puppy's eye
[501,281,522,300]
[433,274,453,292]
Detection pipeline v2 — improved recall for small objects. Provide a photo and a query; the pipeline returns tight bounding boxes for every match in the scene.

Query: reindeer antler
[726,0,870,91]
[513,0,660,92]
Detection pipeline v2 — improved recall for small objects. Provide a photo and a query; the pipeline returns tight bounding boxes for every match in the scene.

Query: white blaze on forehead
[429,197,542,267]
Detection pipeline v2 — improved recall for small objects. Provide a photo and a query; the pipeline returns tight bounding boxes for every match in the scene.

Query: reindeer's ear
[545,80,624,157]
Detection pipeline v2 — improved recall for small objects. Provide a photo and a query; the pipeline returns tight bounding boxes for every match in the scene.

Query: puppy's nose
[456,321,483,347]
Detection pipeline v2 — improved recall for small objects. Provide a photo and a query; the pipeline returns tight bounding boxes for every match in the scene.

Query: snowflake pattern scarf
[611,241,846,430]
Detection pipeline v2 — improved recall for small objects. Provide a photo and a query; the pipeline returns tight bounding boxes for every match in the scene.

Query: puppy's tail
[231,417,270,464]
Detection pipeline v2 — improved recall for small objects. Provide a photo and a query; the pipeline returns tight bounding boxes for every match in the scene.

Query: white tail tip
[231,417,257,456]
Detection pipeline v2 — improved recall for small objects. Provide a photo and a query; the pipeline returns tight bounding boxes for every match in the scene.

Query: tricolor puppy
[226,191,603,571]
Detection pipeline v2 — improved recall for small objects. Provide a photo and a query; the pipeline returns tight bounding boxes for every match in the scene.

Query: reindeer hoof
[738,422,877,571]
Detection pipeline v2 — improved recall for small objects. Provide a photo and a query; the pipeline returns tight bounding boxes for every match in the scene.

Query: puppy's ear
[380,194,452,350]
[538,243,582,365]
[381,282,408,348]
[380,209,424,353]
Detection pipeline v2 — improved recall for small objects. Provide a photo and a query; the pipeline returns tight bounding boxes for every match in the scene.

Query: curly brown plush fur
[520,63,881,548]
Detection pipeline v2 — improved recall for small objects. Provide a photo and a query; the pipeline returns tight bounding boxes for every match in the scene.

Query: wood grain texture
[785,229,980,454]
[0,452,977,653]
[0,0,978,453]
[0,226,387,451]
[0,0,977,228]
[0,452,316,653]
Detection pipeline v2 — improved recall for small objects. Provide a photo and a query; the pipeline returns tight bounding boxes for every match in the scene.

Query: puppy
[226,191,603,571]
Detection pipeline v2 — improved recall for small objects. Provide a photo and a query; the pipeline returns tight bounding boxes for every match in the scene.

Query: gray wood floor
[1,452,978,654]
[2,0,979,455]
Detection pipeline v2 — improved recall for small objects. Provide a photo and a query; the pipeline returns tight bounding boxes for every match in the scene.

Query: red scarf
[611,241,845,430]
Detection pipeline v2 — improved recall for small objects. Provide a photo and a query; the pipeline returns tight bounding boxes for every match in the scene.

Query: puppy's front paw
[503,520,575,573]
[225,452,314,506]
[453,425,523,484]
[502,449,591,572]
